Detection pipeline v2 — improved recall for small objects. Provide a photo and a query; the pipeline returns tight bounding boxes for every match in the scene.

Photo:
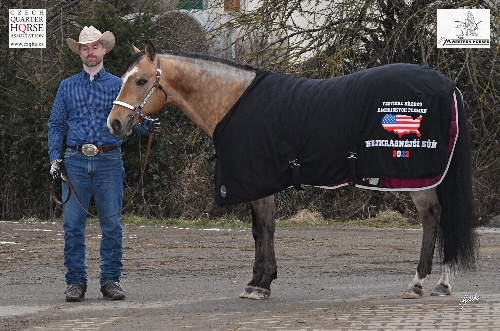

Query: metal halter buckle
[81,144,98,156]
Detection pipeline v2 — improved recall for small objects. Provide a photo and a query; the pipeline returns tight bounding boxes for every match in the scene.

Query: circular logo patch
[220,185,227,197]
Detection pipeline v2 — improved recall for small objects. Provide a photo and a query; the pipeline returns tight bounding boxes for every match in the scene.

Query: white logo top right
[437,9,490,48]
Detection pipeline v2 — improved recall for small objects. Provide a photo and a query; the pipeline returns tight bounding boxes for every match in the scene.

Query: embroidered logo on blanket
[381,114,422,138]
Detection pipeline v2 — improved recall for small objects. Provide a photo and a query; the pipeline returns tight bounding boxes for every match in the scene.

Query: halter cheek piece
[113,57,168,121]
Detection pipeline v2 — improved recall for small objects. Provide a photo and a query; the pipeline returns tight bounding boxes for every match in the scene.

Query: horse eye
[137,78,147,86]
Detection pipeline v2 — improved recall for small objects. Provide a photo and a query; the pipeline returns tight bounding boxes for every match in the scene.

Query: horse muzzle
[108,115,135,138]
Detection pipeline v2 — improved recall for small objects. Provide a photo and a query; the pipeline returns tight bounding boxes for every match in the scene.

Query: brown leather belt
[69,144,119,156]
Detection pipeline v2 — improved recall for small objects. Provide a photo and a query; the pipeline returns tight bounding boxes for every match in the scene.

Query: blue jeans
[62,147,125,287]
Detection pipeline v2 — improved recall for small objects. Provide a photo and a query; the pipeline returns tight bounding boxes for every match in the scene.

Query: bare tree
[194,0,500,222]
[1,0,498,222]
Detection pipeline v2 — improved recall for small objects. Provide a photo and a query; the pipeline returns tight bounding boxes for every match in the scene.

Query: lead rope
[50,133,154,220]
[139,132,153,203]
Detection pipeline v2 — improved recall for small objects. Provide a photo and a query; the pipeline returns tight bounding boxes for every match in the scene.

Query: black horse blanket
[213,63,458,205]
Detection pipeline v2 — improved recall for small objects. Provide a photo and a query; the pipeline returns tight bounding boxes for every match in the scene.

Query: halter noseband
[113,57,168,120]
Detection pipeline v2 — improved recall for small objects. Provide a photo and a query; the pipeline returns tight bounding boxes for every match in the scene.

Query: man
[47,26,160,302]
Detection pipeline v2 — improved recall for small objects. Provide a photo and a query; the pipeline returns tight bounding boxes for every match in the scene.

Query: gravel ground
[1,221,499,330]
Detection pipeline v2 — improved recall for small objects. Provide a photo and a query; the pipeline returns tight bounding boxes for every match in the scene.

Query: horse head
[107,41,168,138]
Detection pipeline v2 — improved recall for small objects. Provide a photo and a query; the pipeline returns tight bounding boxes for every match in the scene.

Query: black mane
[123,49,257,74]
[124,51,146,72]
[162,49,257,72]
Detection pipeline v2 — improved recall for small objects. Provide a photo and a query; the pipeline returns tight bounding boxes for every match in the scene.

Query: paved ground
[0,221,499,330]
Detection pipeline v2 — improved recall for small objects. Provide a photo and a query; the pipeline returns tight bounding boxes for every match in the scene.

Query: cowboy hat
[66,26,115,54]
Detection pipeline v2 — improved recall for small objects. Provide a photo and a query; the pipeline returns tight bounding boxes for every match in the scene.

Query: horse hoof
[431,284,451,296]
[239,286,256,298]
[248,287,271,300]
[239,286,270,300]
[403,286,424,299]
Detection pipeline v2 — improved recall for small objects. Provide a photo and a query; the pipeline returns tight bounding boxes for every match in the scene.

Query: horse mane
[123,49,258,74]
[123,51,147,73]
[162,49,257,72]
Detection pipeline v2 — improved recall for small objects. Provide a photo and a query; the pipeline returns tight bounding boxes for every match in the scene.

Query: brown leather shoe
[65,284,86,302]
[100,282,125,300]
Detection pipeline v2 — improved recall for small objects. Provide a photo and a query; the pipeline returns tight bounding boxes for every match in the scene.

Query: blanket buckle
[347,151,357,186]
[290,159,303,190]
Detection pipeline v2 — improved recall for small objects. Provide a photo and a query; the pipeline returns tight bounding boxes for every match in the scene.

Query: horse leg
[431,264,452,296]
[239,195,277,299]
[403,189,441,299]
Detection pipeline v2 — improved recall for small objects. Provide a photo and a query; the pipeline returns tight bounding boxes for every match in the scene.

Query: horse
[107,41,477,300]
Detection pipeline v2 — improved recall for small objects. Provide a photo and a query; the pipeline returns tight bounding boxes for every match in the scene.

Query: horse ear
[129,43,141,55]
[145,41,156,62]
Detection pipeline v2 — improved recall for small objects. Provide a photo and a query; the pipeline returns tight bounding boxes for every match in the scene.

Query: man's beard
[83,56,103,67]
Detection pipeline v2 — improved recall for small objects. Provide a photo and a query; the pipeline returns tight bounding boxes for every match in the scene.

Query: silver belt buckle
[81,144,98,156]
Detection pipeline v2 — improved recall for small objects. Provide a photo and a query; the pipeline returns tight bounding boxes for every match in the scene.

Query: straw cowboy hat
[66,26,115,54]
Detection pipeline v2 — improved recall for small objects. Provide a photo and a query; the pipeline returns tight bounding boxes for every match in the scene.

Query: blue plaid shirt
[48,68,150,162]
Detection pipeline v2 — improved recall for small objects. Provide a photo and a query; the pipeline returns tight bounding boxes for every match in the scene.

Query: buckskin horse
[107,41,477,300]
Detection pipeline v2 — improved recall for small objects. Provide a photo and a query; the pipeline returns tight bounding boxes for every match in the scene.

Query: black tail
[436,88,478,270]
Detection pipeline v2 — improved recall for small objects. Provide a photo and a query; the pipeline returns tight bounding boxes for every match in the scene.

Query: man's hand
[50,159,66,180]
[146,117,160,135]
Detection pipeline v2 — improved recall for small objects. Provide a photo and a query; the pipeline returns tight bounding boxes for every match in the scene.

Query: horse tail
[436,88,478,270]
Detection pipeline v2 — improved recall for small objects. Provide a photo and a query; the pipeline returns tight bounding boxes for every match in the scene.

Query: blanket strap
[347,151,357,186]
[347,129,360,186]
[289,159,303,190]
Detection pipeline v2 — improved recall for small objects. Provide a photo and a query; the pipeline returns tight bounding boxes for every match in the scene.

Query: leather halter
[113,57,168,120]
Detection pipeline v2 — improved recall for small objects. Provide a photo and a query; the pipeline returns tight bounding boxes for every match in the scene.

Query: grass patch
[277,209,327,227]
[274,209,418,228]
[45,210,418,229]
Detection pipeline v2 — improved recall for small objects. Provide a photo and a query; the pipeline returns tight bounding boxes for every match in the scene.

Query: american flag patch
[381,114,422,138]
